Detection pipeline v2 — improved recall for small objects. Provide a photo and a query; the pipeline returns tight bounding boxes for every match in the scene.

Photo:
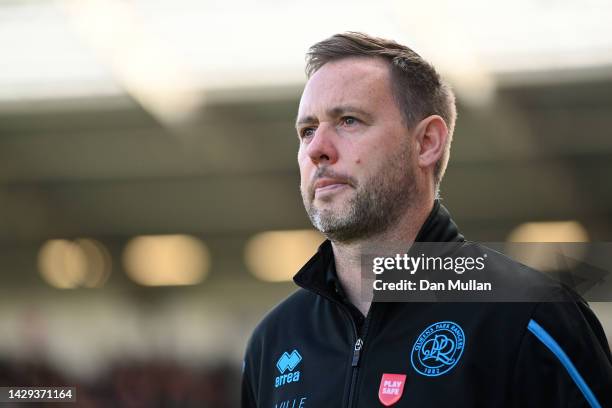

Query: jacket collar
[293,200,464,298]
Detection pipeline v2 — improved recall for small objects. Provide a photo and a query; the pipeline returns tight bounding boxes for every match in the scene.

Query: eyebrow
[295,105,373,129]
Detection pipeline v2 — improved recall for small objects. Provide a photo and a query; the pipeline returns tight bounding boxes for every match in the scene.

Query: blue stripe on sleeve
[527,319,602,408]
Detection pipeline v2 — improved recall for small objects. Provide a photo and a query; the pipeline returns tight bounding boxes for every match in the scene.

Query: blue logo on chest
[411,321,465,377]
[275,349,302,388]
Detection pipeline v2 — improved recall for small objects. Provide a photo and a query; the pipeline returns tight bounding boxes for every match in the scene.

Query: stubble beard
[302,143,417,243]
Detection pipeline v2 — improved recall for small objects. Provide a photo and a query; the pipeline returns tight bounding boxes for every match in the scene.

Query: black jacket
[242,202,612,407]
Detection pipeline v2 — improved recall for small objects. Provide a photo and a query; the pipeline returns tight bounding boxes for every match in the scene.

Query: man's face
[296,57,419,242]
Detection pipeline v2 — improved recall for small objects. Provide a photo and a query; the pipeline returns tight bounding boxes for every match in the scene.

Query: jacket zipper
[345,307,373,408]
[352,338,363,366]
[292,284,374,408]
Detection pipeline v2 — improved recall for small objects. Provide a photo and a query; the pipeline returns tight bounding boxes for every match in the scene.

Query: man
[242,32,612,407]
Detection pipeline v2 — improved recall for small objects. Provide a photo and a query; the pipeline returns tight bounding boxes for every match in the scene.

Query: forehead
[298,57,395,118]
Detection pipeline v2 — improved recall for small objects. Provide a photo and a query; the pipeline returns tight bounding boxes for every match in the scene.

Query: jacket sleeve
[241,359,257,408]
[242,328,262,408]
[511,298,612,407]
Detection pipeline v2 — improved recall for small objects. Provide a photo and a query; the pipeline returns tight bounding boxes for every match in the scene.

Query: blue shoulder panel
[527,319,602,408]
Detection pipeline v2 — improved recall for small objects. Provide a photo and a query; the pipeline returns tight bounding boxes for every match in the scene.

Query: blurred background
[0,0,611,406]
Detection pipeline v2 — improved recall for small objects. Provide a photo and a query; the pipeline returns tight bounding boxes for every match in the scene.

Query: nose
[305,123,339,165]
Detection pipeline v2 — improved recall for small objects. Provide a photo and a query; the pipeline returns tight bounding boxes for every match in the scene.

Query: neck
[331,199,434,317]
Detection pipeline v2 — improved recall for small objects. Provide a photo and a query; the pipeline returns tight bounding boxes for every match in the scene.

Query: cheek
[299,171,308,188]
[297,156,311,185]
[297,146,310,166]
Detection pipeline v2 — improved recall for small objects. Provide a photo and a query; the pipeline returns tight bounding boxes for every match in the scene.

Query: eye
[300,127,316,139]
[341,116,359,126]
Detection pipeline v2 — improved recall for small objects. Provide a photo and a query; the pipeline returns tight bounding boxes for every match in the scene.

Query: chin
[314,198,347,213]
[315,188,352,204]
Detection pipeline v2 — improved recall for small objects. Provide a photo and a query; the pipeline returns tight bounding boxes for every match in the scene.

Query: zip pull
[352,338,363,367]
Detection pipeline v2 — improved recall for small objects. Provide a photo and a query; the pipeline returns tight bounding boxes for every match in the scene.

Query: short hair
[305,32,457,190]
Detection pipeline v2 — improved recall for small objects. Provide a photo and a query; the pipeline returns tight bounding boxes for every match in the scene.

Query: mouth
[313,178,350,197]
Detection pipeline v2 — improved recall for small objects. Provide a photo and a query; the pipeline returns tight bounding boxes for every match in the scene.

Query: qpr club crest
[410,321,465,377]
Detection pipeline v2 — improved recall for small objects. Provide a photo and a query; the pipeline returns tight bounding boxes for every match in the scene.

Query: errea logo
[275,349,302,388]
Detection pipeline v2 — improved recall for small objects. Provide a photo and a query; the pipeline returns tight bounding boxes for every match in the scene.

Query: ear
[414,115,448,171]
